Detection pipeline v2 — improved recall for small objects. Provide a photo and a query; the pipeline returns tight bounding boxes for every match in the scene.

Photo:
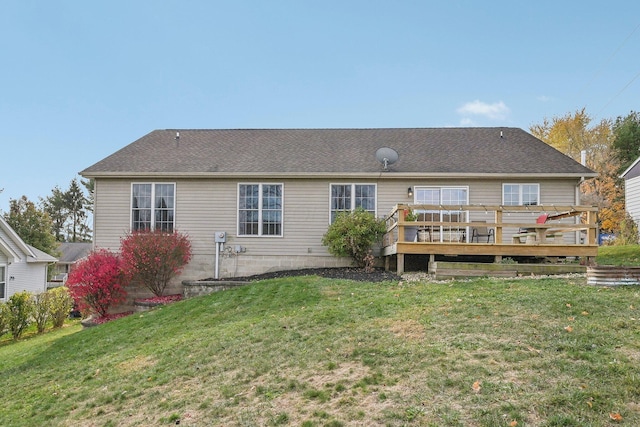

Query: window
[330,184,376,222]
[414,186,468,242]
[238,184,283,236]
[131,183,175,231]
[0,265,5,300]
[503,184,539,206]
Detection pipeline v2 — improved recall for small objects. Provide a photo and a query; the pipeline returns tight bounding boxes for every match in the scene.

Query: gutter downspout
[577,150,587,244]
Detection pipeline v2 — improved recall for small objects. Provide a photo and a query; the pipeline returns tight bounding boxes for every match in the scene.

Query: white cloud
[457,100,510,120]
[459,117,476,126]
[536,95,552,102]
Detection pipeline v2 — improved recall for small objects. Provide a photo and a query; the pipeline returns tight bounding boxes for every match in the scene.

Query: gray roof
[26,245,58,263]
[81,128,596,177]
[56,242,92,264]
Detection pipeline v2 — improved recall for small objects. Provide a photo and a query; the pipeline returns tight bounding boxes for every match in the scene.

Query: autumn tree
[530,108,612,169]
[530,109,625,233]
[120,230,192,297]
[4,196,58,256]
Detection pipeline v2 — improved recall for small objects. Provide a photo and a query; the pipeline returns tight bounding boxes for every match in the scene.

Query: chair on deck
[471,222,495,243]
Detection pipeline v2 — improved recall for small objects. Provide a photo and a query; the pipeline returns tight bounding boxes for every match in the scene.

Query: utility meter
[215,231,226,243]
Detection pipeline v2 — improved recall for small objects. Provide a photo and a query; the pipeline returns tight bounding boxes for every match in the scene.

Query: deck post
[397,253,405,275]
[495,209,503,243]
[586,211,597,245]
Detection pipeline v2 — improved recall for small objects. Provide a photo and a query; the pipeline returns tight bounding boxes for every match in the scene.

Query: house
[0,216,58,300]
[49,242,93,287]
[80,127,597,287]
[621,156,640,238]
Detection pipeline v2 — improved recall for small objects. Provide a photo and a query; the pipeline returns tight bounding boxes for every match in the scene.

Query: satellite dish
[375,147,399,171]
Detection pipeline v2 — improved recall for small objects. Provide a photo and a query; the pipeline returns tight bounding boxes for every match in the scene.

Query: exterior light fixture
[407,187,413,198]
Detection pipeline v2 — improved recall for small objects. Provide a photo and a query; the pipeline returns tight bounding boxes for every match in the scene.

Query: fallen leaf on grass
[609,412,623,421]
[509,421,518,427]
[564,326,573,332]
[472,380,481,393]
[581,311,589,316]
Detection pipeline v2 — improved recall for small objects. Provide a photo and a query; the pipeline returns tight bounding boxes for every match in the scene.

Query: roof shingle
[81,128,596,177]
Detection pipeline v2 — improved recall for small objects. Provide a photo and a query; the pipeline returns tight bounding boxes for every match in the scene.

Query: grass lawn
[595,245,640,266]
[1,270,639,427]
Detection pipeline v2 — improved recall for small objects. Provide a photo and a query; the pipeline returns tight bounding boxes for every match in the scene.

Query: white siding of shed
[625,176,640,225]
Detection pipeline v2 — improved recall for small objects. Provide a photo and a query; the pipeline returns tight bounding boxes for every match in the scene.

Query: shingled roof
[81,128,596,178]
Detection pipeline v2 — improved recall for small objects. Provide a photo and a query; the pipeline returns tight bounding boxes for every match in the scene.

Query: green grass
[0,272,639,426]
[596,244,640,266]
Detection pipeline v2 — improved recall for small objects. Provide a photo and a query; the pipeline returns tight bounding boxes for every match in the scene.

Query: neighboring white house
[0,216,58,300]
[621,156,640,238]
[49,242,92,286]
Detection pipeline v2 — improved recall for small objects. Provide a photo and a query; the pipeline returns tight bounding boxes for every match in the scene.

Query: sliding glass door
[414,187,468,242]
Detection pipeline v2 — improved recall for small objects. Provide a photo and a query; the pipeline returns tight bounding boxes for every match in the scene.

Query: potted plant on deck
[403,208,419,242]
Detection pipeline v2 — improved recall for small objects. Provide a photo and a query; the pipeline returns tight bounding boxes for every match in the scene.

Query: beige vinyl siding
[93,179,135,251]
[501,179,581,244]
[93,178,337,257]
[93,176,584,277]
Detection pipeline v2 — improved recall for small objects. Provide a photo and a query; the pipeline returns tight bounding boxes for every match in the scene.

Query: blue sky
[1,1,639,211]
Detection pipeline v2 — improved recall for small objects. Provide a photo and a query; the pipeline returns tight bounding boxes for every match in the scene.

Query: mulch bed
[203,267,402,283]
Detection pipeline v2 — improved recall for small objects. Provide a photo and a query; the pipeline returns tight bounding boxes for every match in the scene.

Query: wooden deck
[382,204,599,274]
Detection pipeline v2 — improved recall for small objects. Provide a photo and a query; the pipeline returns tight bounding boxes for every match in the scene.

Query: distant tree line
[2,177,93,257]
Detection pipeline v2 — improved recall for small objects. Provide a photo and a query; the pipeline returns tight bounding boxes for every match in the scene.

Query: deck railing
[383,204,598,247]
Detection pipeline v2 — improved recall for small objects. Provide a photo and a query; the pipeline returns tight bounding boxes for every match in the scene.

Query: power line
[596,68,640,117]
[576,22,640,101]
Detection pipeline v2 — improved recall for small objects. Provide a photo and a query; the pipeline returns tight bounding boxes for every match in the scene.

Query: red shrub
[120,230,192,297]
[66,249,127,317]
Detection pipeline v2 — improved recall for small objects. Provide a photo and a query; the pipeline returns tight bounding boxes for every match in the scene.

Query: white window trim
[413,186,469,205]
[237,183,284,237]
[502,183,540,206]
[130,182,176,231]
[328,183,378,224]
